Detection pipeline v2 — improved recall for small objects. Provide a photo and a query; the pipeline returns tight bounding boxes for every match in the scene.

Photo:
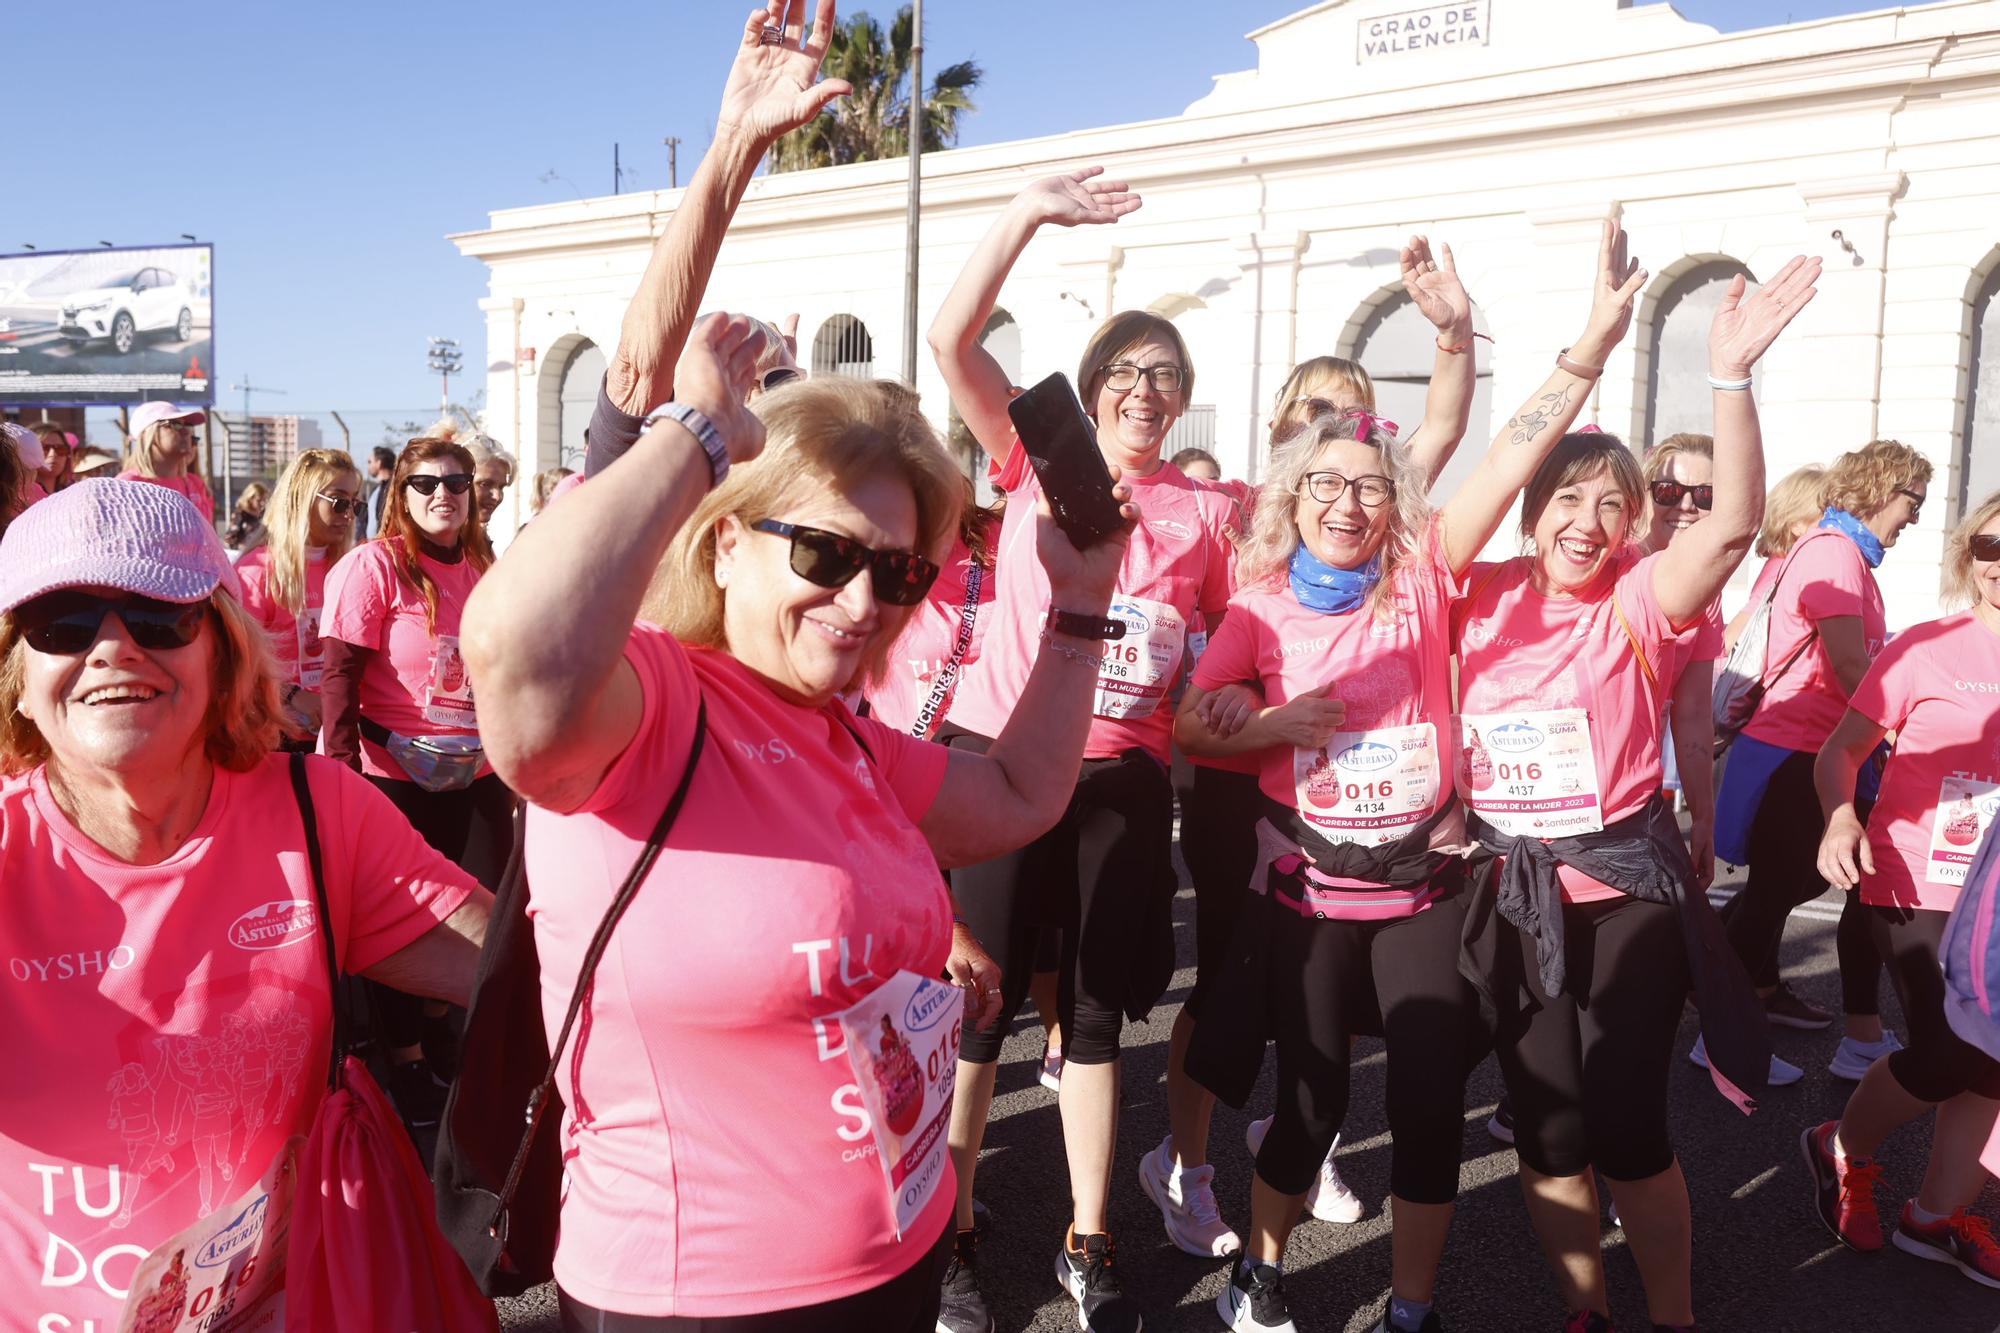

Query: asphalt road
[500,858,2000,1333]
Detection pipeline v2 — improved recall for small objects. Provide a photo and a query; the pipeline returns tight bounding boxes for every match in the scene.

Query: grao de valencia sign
[1356,0,1492,62]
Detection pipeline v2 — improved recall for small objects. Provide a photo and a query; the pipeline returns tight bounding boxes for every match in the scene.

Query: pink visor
[0,478,241,617]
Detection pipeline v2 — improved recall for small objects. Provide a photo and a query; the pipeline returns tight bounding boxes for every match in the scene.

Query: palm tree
[771,6,981,172]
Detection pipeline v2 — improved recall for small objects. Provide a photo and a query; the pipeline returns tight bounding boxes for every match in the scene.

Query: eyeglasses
[1649,479,1714,511]
[1301,471,1395,507]
[1100,363,1185,394]
[16,591,208,655]
[751,519,940,606]
[404,473,474,496]
[316,492,360,516]
[1970,533,2000,562]
[1896,487,1926,516]
[760,366,803,392]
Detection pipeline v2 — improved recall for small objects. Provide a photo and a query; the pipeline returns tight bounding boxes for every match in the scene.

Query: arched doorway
[557,341,606,473]
[1346,290,1493,505]
[1960,260,2000,519]
[812,315,875,379]
[1644,259,1757,448]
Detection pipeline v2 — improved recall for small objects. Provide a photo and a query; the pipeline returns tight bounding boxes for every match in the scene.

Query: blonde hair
[1943,490,2000,610]
[0,590,284,777]
[1822,439,1934,520]
[1268,356,1376,447]
[1519,432,1647,552]
[1756,465,1827,558]
[531,466,574,514]
[1237,412,1430,617]
[124,422,202,478]
[1643,432,1713,483]
[643,378,963,689]
[235,481,271,514]
[265,449,362,615]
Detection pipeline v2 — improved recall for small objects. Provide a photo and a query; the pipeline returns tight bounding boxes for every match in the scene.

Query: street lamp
[427,336,463,412]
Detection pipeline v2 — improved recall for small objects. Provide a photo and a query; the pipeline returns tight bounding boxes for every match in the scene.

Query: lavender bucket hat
[0,478,240,618]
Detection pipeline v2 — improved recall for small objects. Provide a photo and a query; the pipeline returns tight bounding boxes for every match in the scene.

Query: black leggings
[948,735,1174,1066]
[558,1224,950,1332]
[1725,749,1882,1009]
[1868,904,2000,1102]
[1256,883,1475,1204]
[1497,894,1689,1182]
[1181,765,1265,1018]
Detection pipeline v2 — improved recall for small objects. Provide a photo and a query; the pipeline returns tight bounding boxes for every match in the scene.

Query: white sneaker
[1244,1117,1365,1224]
[1136,1135,1241,1258]
[1688,1033,1803,1086]
[1827,1031,1903,1081]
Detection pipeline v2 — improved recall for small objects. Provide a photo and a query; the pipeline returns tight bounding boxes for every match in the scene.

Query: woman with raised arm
[1453,253,1819,1333]
[1172,221,1643,1333]
[460,308,1132,1330]
[926,167,1238,1333]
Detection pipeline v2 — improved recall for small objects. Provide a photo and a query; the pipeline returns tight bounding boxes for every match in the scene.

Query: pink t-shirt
[116,470,215,525]
[1194,521,1464,909]
[867,531,996,738]
[320,539,483,780]
[525,626,954,1316]
[0,755,474,1331]
[1742,528,1886,753]
[236,546,333,690]
[1455,549,1694,902]
[1847,610,2000,912]
[948,449,1234,762]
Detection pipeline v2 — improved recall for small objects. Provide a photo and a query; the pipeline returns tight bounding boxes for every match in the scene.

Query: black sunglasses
[751,519,939,606]
[760,366,803,392]
[17,591,208,655]
[1649,479,1713,511]
[1971,533,2000,562]
[316,491,359,516]
[405,473,474,496]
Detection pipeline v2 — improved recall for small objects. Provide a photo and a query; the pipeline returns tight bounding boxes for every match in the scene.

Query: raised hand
[1709,255,1821,378]
[671,313,770,465]
[1574,218,1649,363]
[1400,236,1472,338]
[717,0,853,146]
[1013,167,1142,230]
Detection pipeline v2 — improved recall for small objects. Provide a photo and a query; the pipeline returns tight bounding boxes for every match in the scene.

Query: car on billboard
[57,266,195,355]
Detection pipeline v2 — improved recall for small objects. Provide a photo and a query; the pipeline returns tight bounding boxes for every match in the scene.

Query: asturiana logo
[1147,518,1193,541]
[1111,601,1152,636]
[228,900,317,951]
[1335,740,1397,773]
[904,980,958,1032]
[195,1194,269,1268]
[1488,722,1545,754]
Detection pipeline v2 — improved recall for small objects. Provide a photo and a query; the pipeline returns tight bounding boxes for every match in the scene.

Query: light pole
[902,0,923,386]
[427,336,463,413]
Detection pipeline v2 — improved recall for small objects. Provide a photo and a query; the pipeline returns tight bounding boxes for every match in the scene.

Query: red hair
[379,436,493,633]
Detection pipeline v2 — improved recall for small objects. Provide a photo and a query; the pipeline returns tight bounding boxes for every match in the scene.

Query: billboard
[0,243,213,406]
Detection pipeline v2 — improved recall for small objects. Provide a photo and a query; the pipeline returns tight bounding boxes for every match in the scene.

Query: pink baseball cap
[0,478,241,617]
[128,402,207,437]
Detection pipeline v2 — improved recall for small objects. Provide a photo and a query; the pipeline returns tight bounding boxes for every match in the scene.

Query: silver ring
[760,24,785,45]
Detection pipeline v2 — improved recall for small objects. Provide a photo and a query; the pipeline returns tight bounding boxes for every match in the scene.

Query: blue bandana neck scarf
[1290,543,1383,615]
[1819,506,1885,569]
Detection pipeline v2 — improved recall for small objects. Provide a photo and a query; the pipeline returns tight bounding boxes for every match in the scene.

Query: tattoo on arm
[1503,384,1577,446]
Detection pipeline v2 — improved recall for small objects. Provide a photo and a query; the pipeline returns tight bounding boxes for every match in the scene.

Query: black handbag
[434,701,707,1297]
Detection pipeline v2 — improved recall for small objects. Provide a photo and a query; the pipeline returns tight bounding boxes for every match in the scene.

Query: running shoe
[1486,1099,1515,1145]
[1562,1311,1614,1332]
[1763,982,1833,1030]
[1688,1034,1802,1086]
[1364,1302,1444,1332]
[1216,1255,1298,1332]
[1892,1203,2000,1288]
[1039,1042,1066,1092]
[1055,1228,1144,1333]
[1800,1120,1884,1251]
[1827,1031,1903,1081]
[936,1228,994,1333]
[1245,1116,1366,1224]
[1137,1135,1241,1258]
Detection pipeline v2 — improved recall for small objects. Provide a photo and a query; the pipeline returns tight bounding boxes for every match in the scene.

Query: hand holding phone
[1008,372,1127,550]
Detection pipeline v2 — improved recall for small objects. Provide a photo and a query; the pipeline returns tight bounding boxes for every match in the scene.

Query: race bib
[1294,722,1440,845]
[1455,709,1604,838]
[1091,595,1186,721]
[295,607,324,690]
[422,634,476,728]
[837,971,962,1239]
[1927,775,2000,885]
[116,1138,303,1333]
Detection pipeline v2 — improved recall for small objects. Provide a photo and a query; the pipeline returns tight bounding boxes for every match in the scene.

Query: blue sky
[8,0,1883,450]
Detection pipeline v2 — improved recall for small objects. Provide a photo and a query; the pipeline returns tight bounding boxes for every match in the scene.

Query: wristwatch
[1049,610,1126,641]
[658,403,730,489]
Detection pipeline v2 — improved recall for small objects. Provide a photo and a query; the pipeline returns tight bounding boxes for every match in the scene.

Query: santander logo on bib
[1335,740,1397,773]
[228,900,318,951]
[1488,721,1546,754]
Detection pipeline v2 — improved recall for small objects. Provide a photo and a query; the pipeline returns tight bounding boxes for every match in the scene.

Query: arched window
[1347,291,1493,504]
[1961,263,2000,518]
[812,315,875,379]
[557,341,606,473]
[1644,260,1755,447]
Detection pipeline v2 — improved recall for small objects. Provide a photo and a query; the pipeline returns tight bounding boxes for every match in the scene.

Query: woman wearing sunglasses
[236,449,363,746]
[461,309,1132,1330]
[29,422,74,493]
[1715,437,1935,1084]
[1803,493,2000,1287]
[320,435,503,1125]
[118,402,214,524]
[0,480,489,1331]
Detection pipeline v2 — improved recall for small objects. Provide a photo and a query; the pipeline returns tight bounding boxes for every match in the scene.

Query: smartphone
[1007,371,1125,549]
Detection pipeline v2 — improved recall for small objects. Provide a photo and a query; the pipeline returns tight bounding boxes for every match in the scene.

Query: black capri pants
[1868,903,2000,1102]
[1497,894,1689,1182]
[945,732,1175,1067]
[1255,879,1476,1205]
[1181,764,1266,1019]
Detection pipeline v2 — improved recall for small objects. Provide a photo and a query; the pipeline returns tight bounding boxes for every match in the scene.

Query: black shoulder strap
[287,752,345,1091]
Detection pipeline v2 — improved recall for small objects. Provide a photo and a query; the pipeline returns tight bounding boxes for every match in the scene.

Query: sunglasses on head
[1971,533,2000,562]
[1649,479,1713,510]
[404,473,474,496]
[16,591,208,655]
[751,519,939,606]
[760,366,803,392]
[316,491,359,516]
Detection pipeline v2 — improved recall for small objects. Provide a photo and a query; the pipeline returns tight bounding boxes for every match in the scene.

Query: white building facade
[453,0,2000,623]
